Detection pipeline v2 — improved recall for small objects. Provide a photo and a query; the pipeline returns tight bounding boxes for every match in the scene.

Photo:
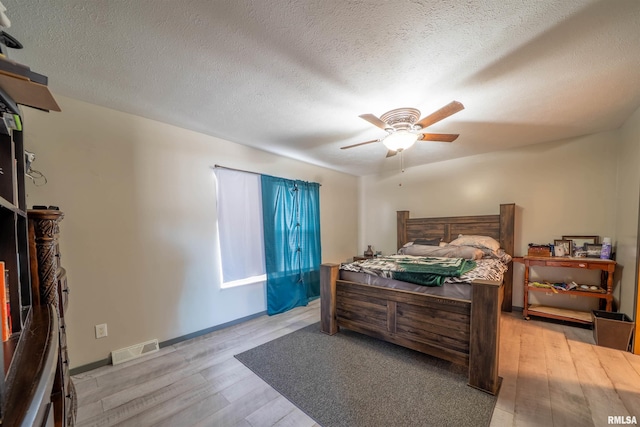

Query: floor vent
[111,338,159,365]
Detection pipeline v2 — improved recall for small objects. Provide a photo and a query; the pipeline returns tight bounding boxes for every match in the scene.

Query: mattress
[339,270,473,300]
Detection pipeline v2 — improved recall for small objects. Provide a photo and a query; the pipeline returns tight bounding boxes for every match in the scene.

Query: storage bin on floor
[592,310,634,351]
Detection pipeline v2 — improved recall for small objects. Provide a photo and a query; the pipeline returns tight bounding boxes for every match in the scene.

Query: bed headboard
[397,203,516,311]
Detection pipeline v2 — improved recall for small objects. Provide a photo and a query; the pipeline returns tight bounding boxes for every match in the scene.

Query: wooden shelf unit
[0,56,72,425]
[523,256,616,325]
[1,128,33,419]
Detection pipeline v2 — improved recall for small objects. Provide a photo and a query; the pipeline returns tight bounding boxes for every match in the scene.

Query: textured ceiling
[3,0,640,176]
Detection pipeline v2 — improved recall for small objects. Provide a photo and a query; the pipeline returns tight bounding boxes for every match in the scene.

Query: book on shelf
[1,260,10,341]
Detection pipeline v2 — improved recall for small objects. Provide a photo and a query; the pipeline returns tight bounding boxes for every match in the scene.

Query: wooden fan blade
[415,101,464,129]
[359,114,392,130]
[340,139,380,150]
[418,133,459,143]
[386,150,397,158]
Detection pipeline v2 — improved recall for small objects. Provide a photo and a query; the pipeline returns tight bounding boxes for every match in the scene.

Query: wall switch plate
[95,323,108,339]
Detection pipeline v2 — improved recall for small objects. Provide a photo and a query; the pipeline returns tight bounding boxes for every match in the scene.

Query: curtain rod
[213,164,260,176]
[212,164,321,186]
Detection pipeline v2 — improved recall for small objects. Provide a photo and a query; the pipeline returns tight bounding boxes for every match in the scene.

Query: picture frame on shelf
[562,235,599,254]
[586,243,603,258]
[554,239,572,257]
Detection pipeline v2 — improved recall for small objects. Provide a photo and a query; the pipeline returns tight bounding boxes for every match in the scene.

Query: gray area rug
[235,322,497,427]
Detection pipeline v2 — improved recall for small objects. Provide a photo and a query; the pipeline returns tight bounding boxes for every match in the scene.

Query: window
[214,167,321,315]
[214,168,266,288]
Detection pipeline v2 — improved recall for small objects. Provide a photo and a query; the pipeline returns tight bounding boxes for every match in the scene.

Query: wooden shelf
[526,304,593,324]
[523,255,615,325]
[0,196,26,216]
[0,58,59,112]
[0,57,48,85]
[527,285,606,298]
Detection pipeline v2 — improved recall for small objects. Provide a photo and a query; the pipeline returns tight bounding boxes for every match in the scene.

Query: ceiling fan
[341,100,464,157]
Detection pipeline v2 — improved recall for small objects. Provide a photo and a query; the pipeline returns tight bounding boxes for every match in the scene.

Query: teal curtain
[261,175,321,315]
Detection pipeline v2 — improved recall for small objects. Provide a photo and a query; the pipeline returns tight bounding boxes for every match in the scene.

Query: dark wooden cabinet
[0,123,47,426]
[0,57,73,425]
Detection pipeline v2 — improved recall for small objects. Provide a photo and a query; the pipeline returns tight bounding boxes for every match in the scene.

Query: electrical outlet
[95,323,108,339]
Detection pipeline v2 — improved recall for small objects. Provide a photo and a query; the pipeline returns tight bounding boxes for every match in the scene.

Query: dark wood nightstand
[353,256,373,261]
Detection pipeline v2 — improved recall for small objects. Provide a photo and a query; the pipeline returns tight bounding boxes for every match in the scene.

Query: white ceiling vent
[111,339,159,365]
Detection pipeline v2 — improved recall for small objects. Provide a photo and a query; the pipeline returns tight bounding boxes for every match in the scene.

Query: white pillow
[448,234,501,252]
[400,244,484,260]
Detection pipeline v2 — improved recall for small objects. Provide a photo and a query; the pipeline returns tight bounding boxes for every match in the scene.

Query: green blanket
[392,256,476,286]
[341,255,477,287]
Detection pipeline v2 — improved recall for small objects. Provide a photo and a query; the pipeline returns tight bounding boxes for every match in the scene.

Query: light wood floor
[74,299,640,426]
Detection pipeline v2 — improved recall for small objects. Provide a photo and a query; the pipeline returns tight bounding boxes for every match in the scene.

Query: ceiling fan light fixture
[383,130,418,151]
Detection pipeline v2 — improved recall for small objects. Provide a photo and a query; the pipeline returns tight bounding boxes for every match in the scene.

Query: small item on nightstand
[364,245,374,257]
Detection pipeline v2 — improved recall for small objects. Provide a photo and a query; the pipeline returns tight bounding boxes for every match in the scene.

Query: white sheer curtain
[214,168,266,287]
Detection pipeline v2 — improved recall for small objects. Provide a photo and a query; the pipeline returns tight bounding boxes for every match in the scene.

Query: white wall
[22,96,359,368]
[360,131,620,310]
[615,105,640,318]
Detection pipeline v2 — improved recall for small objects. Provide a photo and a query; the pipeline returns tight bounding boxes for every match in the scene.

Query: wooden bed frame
[320,203,515,395]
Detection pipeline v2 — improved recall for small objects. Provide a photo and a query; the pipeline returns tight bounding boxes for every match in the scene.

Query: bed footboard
[320,263,340,335]
[469,279,503,394]
[320,263,502,395]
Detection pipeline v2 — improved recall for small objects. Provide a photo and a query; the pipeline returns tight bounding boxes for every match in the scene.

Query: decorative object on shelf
[600,237,612,259]
[586,243,603,258]
[553,239,572,257]
[364,245,374,258]
[0,30,22,49]
[527,243,551,257]
[24,149,47,185]
[562,235,599,256]
[0,1,11,29]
